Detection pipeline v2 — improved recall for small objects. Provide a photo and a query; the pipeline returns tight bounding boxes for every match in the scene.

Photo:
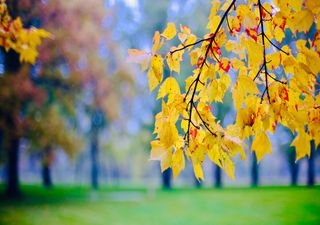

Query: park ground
[0,185,319,225]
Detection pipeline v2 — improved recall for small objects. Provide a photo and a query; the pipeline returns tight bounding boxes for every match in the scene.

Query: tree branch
[184,0,237,144]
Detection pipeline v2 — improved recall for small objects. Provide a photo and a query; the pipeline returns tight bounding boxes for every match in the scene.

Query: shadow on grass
[0,184,149,206]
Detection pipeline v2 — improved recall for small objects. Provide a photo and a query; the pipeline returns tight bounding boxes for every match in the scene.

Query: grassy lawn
[0,185,319,225]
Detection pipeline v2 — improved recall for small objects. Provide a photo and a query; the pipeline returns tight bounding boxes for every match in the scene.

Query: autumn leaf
[157,77,180,100]
[290,9,314,33]
[162,22,177,40]
[291,130,311,161]
[172,148,185,179]
[251,132,272,162]
[193,163,204,181]
[127,49,149,71]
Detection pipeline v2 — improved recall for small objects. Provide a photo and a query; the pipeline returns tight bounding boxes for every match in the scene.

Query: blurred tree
[0,0,49,197]
[26,106,82,188]
[32,0,134,189]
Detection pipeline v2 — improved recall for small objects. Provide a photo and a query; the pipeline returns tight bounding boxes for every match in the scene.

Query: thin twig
[183,0,237,143]
[267,73,287,84]
[263,34,289,55]
[192,103,217,137]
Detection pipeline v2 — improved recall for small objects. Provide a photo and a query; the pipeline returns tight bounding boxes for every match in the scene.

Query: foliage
[35,0,134,121]
[129,0,320,180]
[0,0,50,63]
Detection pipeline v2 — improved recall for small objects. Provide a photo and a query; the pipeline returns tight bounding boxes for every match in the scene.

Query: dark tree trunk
[162,169,172,189]
[90,130,99,189]
[3,0,24,198]
[214,166,222,188]
[41,147,53,188]
[6,136,20,198]
[195,177,202,188]
[307,140,316,186]
[288,149,299,186]
[251,152,259,187]
[4,49,21,198]
[42,164,52,188]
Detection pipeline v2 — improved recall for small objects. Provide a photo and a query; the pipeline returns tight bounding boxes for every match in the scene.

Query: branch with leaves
[0,0,50,64]
[129,0,320,180]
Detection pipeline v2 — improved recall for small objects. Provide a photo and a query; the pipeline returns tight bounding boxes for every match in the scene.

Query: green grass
[0,185,319,225]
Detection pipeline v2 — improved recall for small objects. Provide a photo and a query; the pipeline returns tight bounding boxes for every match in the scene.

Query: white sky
[124,0,138,8]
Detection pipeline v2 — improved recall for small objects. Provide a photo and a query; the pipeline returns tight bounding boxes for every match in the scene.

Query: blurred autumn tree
[0,0,51,197]
[32,0,134,189]
[0,0,133,196]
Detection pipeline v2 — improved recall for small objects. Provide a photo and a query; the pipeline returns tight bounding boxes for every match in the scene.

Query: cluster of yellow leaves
[129,0,320,180]
[0,0,50,64]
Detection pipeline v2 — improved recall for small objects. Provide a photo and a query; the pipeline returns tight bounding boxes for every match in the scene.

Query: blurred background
[0,1,319,225]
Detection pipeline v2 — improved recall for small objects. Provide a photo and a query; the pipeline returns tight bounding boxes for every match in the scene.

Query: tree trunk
[3,1,22,198]
[214,165,222,188]
[42,164,52,188]
[6,136,20,198]
[195,177,202,188]
[90,129,99,189]
[307,140,316,186]
[42,147,53,188]
[251,152,259,187]
[288,149,299,186]
[162,169,171,189]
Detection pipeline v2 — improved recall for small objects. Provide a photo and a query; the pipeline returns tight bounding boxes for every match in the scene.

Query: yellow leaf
[152,31,163,54]
[231,58,245,70]
[288,0,303,12]
[208,144,222,168]
[207,15,221,33]
[224,157,235,180]
[162,22,176,40]
[147,69,160,92]
[157,77,180,99]
[237,75,259,95]
[193,163,204,181]
[266,52,281,70]
[251,132,272,162]
[147,55,163,92]
[127,49,149,71]
[274,27,285,43]
[190,49,200,66]
[246,39,263,68]
[291,9,314,33]
[172,148,185,179]
[167,47,184,73]
[150,140,167,160]
[305,0,320,14]
[160,150,172,172]
[291,130,311,160]
[159,121,179,149]
[149,140,172,172]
